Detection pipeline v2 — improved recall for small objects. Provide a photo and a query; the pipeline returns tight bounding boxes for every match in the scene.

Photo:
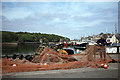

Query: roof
[112,43,120,46]
[115,33,120,41]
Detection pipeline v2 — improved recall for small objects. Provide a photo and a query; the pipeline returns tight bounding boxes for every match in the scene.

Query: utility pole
[106,27,108,33]
[106,27,108,38]
[115,24,117,35]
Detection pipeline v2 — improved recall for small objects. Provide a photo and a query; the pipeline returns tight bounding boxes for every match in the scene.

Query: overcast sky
[2,2,118,39]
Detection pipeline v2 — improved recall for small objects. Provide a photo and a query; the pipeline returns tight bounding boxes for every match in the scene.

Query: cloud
[2,2,118,39]
[1,0,120,2]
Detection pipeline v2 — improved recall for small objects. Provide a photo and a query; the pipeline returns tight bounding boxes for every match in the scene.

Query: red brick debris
[1,45,120,74]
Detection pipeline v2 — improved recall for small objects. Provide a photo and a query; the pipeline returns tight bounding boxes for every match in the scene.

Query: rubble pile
[2,45,120,74]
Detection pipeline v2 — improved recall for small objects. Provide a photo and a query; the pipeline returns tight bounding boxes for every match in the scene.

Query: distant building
[39,39,43,43]
[48,42,56,45]
[116,33,120,43]
[60,39,64,42]
[110,35,119,44]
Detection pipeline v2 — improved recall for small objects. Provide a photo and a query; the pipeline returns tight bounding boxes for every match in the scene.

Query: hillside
[1,31,70,43]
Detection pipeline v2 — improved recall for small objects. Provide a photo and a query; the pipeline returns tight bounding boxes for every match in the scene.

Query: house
[110,35,119,44]
[116,33,120,43]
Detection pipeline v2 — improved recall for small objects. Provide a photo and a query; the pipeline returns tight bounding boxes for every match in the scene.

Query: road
[2,63,119,79]
[2,54,119,80]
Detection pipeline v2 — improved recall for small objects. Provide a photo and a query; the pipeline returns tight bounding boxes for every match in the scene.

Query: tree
[2,31,17,42]
[43,38,49,43]
[88,36,91,40]
[2,31,70,43]
[18,34,34,42]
